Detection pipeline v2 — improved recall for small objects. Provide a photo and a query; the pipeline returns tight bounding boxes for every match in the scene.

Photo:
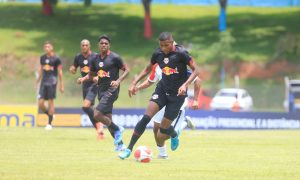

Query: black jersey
[73,52,97,77]
[90,50,125,90]
[40,54,62,85]
[150,45,192,95]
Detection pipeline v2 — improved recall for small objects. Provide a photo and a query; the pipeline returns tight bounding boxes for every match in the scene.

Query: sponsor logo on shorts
[152,94,159,99]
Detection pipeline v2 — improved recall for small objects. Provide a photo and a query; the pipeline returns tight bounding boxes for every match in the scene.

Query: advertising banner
[0,105,37,127]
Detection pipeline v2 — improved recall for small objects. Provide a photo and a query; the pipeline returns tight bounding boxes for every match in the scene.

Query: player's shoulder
[175,44,189,54]
[40,54,47,59]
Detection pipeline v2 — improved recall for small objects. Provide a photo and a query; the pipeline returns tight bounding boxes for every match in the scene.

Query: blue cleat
[171,131,180,151]
[114,126,124,145]
[118,148,131,159]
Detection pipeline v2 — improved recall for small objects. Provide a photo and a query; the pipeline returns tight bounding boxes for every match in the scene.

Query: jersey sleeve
[180,50,193,65]
[55,57,62,69]
[114,55,125,70]
[147,64,160,82]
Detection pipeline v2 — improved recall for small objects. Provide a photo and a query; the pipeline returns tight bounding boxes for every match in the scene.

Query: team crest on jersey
[152,94,159,100]
[99,62,104,67]
[45,59,50,64]
[163,58,169,64]
[83,59,88,65]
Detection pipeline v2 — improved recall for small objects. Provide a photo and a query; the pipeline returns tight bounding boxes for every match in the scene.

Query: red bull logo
[97,69,110,78]
[43,64,54,71]
[81,66,90,73]
[162,66,178,76]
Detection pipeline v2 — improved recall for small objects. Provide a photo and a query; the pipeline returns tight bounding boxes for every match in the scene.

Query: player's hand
[128,84,138,98]
[77,77,84,84]
[177,84,187,96]
[191,99,199,110]
[69,66,76,74]
[110,80,120,88]
[93,76,99,84]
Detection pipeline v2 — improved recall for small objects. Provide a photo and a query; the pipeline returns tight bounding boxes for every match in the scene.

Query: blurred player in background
[35,41,64,130]
[119,32,199,159]
[78,35,130,151]
[69,39,104,139]
[132,63,199,159]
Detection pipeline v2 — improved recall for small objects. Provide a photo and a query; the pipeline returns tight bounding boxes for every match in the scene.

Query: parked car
[210,88,253,111]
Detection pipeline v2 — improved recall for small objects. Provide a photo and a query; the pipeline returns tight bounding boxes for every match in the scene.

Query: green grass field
[1,128,299,179]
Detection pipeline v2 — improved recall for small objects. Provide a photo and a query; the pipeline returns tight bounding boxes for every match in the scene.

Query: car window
[218,92,238,98]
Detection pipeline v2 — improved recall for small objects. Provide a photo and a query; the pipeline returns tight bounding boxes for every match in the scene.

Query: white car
[210,88,253,111]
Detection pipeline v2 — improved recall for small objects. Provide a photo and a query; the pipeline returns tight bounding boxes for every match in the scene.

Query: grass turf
[0,128,299,179]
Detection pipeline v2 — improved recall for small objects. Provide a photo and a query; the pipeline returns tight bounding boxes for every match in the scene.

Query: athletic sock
[128,115,151,150]
[157,145,167,156]
[168,126,178,138]
[48,115,53,125]
[108,122,119,131]
[107,127,123,145]
[82,107,96,128]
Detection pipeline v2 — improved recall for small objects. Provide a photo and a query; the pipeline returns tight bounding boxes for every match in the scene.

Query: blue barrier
[49,108,300,129]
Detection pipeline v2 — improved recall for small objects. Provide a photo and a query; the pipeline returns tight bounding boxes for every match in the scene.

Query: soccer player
[35,41,64,130]
[78,35,129,151]
[69,39,104,139]
[133,63,200,159]
[119,32,199,159]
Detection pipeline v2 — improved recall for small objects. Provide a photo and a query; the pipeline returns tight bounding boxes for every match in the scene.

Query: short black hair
[158,32,173,41]
[98,34,111,43]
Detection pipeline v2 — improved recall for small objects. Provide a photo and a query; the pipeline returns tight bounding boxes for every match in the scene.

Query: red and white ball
[134,146,153,163]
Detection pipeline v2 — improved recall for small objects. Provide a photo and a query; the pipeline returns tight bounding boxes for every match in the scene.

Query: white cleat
[185,116,195,130]
[45,124,52,130]
[157,155,168,159]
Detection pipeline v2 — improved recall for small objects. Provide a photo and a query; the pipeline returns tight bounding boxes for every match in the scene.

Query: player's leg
[47,99,55,126]
[94,87,123,144]
[157,95,185,151]
[119,101,160,159]
[152,107,168,159]
[82,84,98,129]
[154,122,168,159]
[105,113,126,151]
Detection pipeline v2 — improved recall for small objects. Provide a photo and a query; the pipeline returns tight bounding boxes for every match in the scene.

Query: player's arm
[191,77,201,109]
[178,59,199,96]
[128,62,153,97]
[77,72,95,84]
[58,65,64,93]
[35,66,43,89]
[69,65,77,74]
[69,55,78,74]
[137,79,154,91]
[111,63,130,88]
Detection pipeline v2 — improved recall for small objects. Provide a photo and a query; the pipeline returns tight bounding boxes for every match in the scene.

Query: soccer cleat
[115,143,126,152]
[157,155,168,159]
[45,124,52,130]
[171,131,180,151]
[114,126,124,145]
[185,116,196,130]
[118,148,131,159]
